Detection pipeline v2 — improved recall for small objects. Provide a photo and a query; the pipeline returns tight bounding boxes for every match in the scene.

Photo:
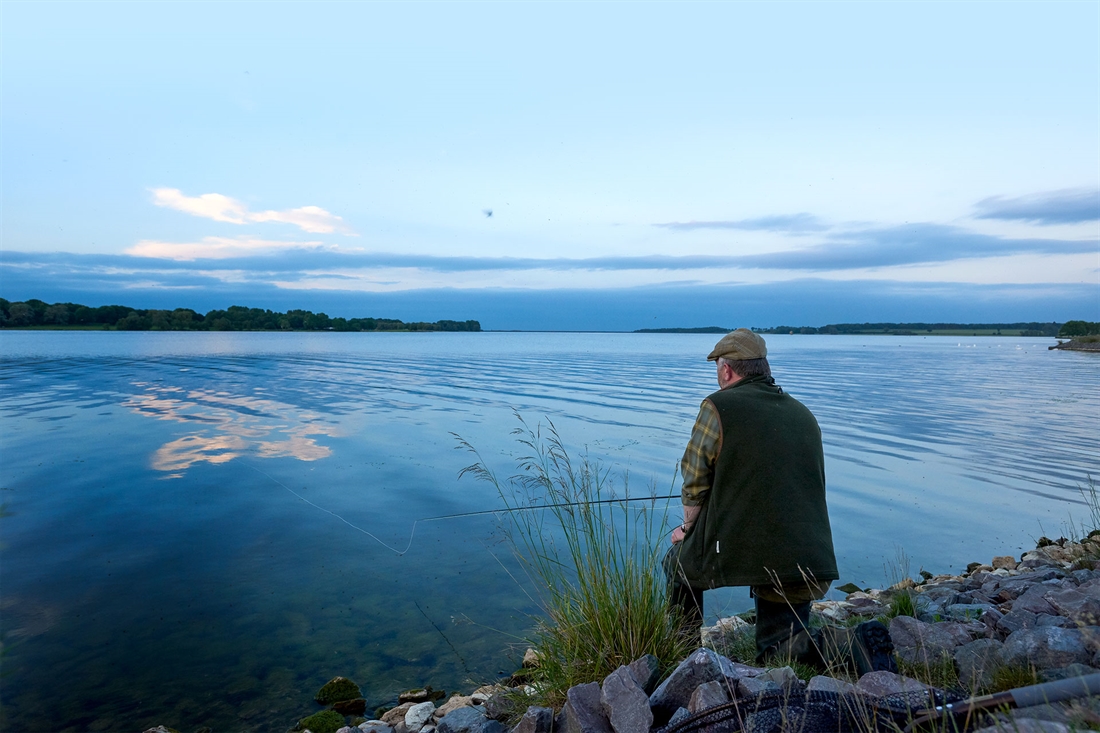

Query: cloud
[126,236,330,261]
[7,216,1097,286]
[151,188,354,234]
[974,188,1100,225]
[654,213,826,232]
[732,223,1096,270]
[124,383,338,477]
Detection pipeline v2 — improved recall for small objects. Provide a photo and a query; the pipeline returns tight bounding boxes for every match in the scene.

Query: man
[664,328,895,675]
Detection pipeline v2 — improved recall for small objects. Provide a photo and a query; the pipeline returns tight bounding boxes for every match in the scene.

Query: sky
[2,1,1098,330]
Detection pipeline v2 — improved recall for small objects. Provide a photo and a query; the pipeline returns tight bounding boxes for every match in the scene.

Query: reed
[457,417,695,710]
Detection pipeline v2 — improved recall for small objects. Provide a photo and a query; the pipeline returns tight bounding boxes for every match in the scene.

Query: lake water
[1,331,1097,732]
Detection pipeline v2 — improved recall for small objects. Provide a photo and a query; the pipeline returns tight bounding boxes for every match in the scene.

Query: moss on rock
[297,709,345,733]
[314,676,362,705]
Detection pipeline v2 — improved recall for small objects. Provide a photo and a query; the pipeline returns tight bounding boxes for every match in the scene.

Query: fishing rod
[421,493,681,522]
[902,673,1100,732]
[244,460,680,556]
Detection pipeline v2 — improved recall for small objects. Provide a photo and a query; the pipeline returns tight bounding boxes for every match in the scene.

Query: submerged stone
[333,698,367,716]
[298,709,346,733]
[316,676,363,705]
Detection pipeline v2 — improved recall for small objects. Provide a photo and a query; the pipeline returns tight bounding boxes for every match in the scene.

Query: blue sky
[3,1,1098,329]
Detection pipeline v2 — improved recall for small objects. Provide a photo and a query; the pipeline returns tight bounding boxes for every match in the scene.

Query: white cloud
[126,236,328,260]
[151,188,354,234]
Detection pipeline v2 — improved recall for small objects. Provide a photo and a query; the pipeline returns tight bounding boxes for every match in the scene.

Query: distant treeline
[634,326,729,334]
[0,299,481,333]
[755,322,1064,337]
[1059,321,1100,338]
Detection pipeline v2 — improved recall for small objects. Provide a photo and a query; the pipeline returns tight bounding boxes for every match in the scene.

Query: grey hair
[719,356,771,379]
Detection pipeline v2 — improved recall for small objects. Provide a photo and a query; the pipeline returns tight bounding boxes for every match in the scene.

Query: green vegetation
[314,676,361,705]
[988,664,1039,693]
[1059,320,1100,338]
[295,709,345,733]
[0,298,480,332]
[755,321,1063,336]
[897,653,960,691]
[634,326,730,334]
[457,419,694,712]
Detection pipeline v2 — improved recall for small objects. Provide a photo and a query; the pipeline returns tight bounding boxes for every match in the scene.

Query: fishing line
[243,461,680,556]
[243,461,420,555]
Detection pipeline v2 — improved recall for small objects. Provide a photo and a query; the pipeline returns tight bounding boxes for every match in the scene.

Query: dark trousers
[663,545,821,666]
[752,594,815,664]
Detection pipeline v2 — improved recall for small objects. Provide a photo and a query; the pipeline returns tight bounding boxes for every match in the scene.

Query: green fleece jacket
[675,375,839,589]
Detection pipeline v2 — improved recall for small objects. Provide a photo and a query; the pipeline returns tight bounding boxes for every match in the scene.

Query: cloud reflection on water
[123,383,339,476]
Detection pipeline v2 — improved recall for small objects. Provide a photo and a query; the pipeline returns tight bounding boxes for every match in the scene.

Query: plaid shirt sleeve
[680,399,722,506]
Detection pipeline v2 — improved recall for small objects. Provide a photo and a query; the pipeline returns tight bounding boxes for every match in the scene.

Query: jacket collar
[720,374,776,391]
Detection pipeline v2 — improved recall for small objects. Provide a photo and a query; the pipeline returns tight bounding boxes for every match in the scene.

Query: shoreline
[1050,339,1100,352]
[139,534,1100,733]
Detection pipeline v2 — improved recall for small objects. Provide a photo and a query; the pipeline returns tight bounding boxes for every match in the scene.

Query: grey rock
[560,682,611,733]
[1001,628,1091,669]
[806,675,857,694]
[997,609,1039,637]
[847,597,885,616]
[437,707,504,733]
[972,570,999,585]
[945,603,997,621]
[648,648,726,720]
[1080,625,1100,652]
[1038,663,1100,682]
[383,704,417,727]
[758,666,801,693]
[482,695,512,722]
[955,638,1005,689]
[1045,588,1100,625]
[1043,578,1079,591]
[406,702,437,732]
[982,607,1006,636]
[600,665,652,733]
[1019,558,1060,571]
[1071,569,1098,584]
[937,622,981,646]
[688,680,729,714]
[890,616,959,664]
[922,587,960,604]
[737,676,781,698]
[1013,588,1058,616]
[916,600,945,623]
[511,706,553,733]
[721,660,767,680]
[358,723,395,733]
[855,671,932,697]
[627,654,662,695]
[666,708,691,730]
[1036,613,1073,628]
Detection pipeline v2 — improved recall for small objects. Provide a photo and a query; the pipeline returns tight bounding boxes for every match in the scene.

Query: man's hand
[672,505,701,545]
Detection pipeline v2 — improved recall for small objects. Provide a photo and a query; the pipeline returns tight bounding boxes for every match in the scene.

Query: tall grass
[457,417,695,710]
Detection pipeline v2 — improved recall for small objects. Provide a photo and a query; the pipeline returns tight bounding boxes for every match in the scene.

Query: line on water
[243,461,421,556]
[243,461,680,556]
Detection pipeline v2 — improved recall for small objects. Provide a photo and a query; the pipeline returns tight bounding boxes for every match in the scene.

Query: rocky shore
[1049,338,1100,352]
[145,535,1100,733]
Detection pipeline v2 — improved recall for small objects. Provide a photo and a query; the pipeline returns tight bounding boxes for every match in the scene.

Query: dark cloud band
[975,188,1100,225]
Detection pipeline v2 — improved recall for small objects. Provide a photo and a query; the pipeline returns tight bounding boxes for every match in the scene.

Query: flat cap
[707,328,767,361]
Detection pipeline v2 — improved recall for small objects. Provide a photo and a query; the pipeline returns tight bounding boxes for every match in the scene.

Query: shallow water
[0,331,1096,731]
